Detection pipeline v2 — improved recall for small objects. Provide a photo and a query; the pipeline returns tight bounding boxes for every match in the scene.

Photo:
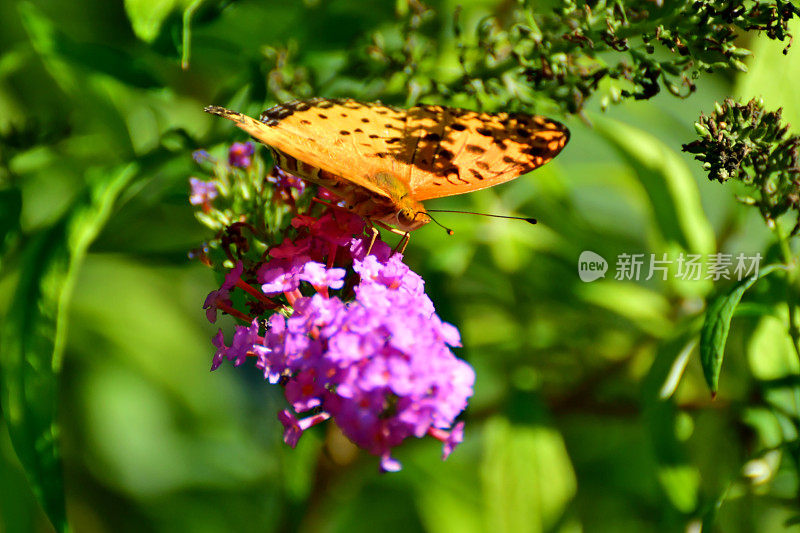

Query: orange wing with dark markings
[399,105,570,201]
[205,98,570,230]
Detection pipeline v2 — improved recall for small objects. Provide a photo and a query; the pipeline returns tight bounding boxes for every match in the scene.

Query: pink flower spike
[203,262,243,322]
[223,261,244,289]
[203,288,230,323]
[269,239,310,259]
[298,262,346,291]
[380,453,402,473]
[284,289,302,306]
[210,329,227,371]
[278,410,330,448]
[442,422,464,460]
[291,214,317,229]
[228,141,254,168]
[278,410,303,448]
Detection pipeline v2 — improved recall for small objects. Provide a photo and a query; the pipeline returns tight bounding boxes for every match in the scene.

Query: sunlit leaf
[748,314,800,380]
[657,464,700,513]
[125,0,186,43]
[594,116,715,257]
[481,417,576,533]
[699,264,784,395]
[0,164,136,531]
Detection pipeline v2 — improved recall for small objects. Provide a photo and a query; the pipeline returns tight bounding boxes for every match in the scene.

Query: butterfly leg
[365,225,380,257]
[394,232,410,255]
[373,221,411,255]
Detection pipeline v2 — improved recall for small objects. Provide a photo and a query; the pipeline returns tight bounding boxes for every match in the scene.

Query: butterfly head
[395,203,430,231]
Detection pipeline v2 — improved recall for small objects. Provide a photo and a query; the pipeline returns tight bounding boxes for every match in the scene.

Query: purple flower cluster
[199,162,474,471]
[228,141,254,168]
[257,253,474,471]
[268,166,306,197]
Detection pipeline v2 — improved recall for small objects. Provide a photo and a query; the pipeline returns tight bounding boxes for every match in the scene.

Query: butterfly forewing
[257,98,415,200]
[403,107,570,201]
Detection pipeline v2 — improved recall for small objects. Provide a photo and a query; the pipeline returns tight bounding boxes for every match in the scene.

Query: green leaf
[17,2,136,156]
[18,2,160,89]
[699,264,784,395]
[480,417,576,533]
[748,315,800,380]
[594,116,715,256]
[124,0,186,43]
[0,164,136,532]
[656,464,700,513]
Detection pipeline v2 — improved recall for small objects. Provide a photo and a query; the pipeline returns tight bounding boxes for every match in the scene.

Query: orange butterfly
[205,98,569,233]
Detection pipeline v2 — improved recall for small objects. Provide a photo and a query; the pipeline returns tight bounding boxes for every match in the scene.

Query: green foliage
[0,165,136,532]
[684,98,800,234]
[231,1,800,114]
[326,0,800,113]
[699,264,785,395]
[452,0,800,112]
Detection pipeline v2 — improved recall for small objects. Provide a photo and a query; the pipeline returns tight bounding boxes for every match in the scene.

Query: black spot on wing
[260,99,315,125]
[469,169,484,180]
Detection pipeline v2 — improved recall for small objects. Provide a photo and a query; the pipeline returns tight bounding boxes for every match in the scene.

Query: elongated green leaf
[699,264,784,395]
[642,333,702,515]
[0,164,136,532]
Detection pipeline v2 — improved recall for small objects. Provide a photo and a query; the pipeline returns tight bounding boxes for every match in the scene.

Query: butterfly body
[269,147,430,230]
[205,98,569,231]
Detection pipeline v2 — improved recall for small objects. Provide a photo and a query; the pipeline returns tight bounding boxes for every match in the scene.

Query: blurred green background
[1,0,799,531]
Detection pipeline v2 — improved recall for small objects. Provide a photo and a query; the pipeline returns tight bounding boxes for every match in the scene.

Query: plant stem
[776,222,800,363]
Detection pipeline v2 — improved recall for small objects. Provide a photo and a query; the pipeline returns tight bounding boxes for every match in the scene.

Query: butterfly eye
[397,208,416,226]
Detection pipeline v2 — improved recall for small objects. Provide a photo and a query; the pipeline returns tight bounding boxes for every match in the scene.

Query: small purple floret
[189,177,218,205]
[228,142,254,168]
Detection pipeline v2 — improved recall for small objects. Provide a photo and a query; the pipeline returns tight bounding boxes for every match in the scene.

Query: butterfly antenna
[427,209,537,225]
[418,212,455,236]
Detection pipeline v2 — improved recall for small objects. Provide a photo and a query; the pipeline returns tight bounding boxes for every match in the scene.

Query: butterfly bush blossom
[190,143,474,471]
